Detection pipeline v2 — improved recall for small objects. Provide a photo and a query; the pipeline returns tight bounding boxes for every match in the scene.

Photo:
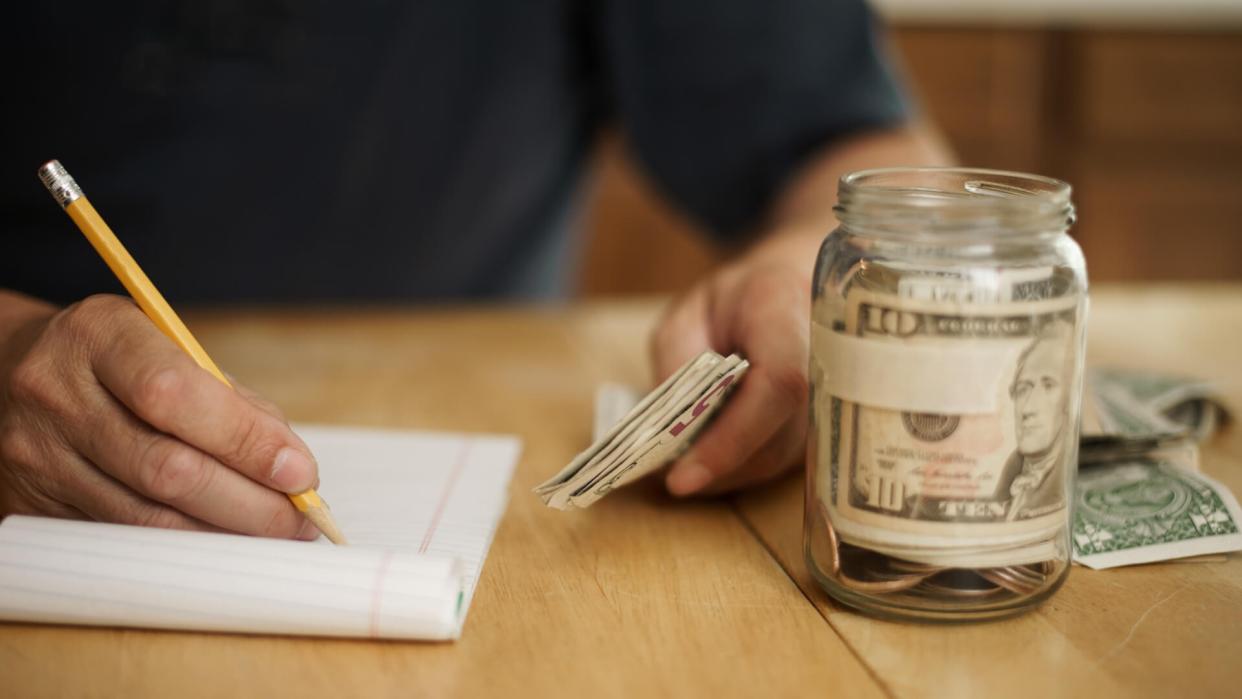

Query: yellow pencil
[37,159,347,545]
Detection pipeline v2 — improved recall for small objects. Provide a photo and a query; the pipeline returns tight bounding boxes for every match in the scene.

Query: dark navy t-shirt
[2,1,907,304]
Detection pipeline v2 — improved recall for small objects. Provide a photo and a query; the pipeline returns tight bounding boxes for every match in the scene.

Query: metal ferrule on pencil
[37,159,83,208]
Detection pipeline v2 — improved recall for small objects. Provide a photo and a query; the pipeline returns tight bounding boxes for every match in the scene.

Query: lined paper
[0,424,520,640]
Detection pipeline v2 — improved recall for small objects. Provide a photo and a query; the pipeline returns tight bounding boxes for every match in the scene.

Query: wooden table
[2,284,1240,698]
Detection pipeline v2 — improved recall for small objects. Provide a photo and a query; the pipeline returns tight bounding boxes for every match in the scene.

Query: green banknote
[1072,457,1242,569]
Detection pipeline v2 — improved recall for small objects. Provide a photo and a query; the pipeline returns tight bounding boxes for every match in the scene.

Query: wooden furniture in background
[2,284,1240,697]
[578,27,1242,295]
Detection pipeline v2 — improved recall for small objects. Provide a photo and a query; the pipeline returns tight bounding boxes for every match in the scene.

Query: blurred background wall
[576,1,1242,295]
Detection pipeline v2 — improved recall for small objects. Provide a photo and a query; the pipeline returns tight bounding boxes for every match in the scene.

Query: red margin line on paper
[418,439,472,554]
[368,550,395,638]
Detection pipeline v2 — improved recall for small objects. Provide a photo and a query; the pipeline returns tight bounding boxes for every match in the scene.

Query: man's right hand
[0,292,321,539]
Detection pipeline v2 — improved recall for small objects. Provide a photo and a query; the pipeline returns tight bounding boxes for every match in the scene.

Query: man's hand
[0,292,320,538]
[648,123,952,496]
[650,241,815,496]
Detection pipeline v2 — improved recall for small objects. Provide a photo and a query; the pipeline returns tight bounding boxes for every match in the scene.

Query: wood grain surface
[1,284,1239,698]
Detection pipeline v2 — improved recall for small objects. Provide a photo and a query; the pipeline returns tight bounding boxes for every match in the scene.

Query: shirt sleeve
[595,0,910,239]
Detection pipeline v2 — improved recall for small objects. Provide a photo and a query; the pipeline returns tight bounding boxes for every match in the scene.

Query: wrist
[739,225,829,287]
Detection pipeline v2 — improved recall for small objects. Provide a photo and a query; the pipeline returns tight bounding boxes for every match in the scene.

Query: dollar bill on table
[1072,457,1242,569]
[1080,367,1230,467]
[1094,368,1226,442]
[534,351,749,510]
[1073,371,1239,567]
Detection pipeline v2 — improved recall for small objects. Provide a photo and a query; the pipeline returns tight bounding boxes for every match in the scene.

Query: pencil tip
[305,507,348,545]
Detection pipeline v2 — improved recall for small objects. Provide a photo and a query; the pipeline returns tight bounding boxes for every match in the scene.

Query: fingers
[69,394,316,539]
[696,419,805,495]
[0,443,91,522]
[28,438,219,533]
[0,406,222,534]
[665,266,810,496]
[64,467,220,534]
[90,304,319,495]
[650,284,716,381]
[231,378,288,421]
[231,378,320,490]
[230,377,318,490]
[663,362,805,495]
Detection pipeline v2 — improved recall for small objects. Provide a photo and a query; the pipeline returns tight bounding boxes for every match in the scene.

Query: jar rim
[835,167,1075,240]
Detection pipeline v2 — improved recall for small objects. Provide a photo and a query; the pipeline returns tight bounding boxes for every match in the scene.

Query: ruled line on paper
[0,544,371,598]
[0,560,378,616]
[2,519,379,567]
[0,578,275,624]
[0,575,452,634]
[0,532,395,585]
[0,548,451,608]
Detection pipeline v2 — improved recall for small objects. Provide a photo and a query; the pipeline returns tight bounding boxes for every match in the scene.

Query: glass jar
[804,168,1087,622]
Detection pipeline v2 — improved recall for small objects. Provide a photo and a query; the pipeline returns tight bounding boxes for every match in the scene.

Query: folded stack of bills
[1080,368,1227,466]
[535,351,748,510]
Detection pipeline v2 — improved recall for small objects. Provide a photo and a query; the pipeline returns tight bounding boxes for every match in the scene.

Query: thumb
[649,284,715,382]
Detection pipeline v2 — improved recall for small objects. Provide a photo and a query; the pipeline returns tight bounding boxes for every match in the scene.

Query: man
[0,2,950,539]
[999,324,1075,521]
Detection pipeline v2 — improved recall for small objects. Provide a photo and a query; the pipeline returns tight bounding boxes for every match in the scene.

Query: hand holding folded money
[534,351,749,510]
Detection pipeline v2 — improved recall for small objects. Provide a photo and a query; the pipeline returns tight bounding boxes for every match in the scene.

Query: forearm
[746,121,955,268]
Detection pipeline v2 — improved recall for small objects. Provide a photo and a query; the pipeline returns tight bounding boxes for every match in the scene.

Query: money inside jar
[806,168,1087,621]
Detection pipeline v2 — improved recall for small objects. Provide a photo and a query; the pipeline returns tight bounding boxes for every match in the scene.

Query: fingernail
[667,461,714,496]
[269,447,316,493]
[295,518,320,541]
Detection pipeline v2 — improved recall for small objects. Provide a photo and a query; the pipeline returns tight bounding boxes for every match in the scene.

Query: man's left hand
[649,238,817,496]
